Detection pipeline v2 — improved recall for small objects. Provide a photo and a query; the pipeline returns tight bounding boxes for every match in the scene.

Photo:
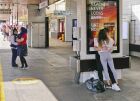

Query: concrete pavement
[0,34,140,101]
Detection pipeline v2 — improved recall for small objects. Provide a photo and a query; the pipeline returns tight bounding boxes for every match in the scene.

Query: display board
[122,21,129,39]
[86,0,120,54]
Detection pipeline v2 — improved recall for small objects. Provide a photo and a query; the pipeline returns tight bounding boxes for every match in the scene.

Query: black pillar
[45,17,49,48]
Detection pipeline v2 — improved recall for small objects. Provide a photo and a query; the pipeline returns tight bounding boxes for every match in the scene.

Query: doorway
[57,19,65,41]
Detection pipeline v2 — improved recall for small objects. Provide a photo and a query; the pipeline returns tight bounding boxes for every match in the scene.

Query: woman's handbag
[85,77,105,93]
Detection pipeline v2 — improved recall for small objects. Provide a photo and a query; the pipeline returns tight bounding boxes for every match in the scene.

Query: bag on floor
[85,77,105,93]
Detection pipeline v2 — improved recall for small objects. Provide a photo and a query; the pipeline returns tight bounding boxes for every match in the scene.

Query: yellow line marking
[0,64,5,101]
[12,77,39,85]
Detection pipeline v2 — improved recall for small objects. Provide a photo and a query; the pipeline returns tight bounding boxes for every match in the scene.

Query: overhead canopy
[0,0,61,20]
[0,0,40,20]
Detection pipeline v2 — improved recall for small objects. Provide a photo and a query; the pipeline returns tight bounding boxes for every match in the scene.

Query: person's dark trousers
[96,52,103,81]
[95,52,116,84]
[20,56,28,67]
[11,48,17,66]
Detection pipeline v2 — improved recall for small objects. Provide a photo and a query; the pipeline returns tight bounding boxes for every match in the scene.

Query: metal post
[12,3,13,26]
[12,13,13,25]
[17,0,18,25]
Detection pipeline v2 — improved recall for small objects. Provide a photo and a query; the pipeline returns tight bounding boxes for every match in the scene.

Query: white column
[65,0,77,41]
[77,0,95,59]
[27,5,45,47]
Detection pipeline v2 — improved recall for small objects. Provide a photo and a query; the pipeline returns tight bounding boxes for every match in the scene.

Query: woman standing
[9,28,18,67]
[16,27,28,69]
[95,28,121,91]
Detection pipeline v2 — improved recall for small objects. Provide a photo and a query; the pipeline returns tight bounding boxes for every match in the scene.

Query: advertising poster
[87,0,120,54]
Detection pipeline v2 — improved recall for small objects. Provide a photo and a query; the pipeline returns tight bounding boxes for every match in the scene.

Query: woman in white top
[9,28,18,67]
[95,28,121,91]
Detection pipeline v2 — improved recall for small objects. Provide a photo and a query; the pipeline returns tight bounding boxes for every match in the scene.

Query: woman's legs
[96,52,116,84]
[22,56,28,67]
[20,56,24,67]
[99,52,111,85]
[107,53,118,83]
[96,53,103,81]
[108,66,116,84]
[12,49,18,66]
[20,56,28,68]
[100,52,121,91]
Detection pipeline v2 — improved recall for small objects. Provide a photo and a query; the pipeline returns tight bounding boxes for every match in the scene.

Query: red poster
[87,0,119,54]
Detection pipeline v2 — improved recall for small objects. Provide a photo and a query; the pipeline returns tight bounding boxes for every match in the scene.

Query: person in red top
[16,27,28,69]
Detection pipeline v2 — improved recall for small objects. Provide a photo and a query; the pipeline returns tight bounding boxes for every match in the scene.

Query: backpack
[85,78,105,93]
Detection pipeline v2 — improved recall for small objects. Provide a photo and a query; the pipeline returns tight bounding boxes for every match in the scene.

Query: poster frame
[86,0,120,54]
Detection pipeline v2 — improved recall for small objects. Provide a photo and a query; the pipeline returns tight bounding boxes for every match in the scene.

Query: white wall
[122,0,132,21]
[122,0,140,45]
[122,21,130,56]
[27,5,46,47]
[28,5,45,23]
[65,0,77,41]
[122,0,140,56]
[131,4,140,44]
